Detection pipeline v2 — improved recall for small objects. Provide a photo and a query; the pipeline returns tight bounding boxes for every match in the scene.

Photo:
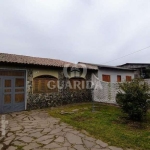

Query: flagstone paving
[0,110,124,150]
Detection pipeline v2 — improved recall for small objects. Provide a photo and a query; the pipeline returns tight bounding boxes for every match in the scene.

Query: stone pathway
[0,110,124,150]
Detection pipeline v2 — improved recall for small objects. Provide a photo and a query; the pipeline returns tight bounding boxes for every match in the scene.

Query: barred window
[33,75,58,93]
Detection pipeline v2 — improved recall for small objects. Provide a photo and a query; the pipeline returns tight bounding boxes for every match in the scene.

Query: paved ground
[0,110,124,150]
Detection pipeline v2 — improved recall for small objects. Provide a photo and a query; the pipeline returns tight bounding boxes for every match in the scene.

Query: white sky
[0,0,150,65]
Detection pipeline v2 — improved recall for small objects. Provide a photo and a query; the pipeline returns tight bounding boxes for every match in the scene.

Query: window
[102,75,111,82]
[5,80,11,87]
[33,75,58,93]
[117,75,121,82]
[69,78,86,90]
[126,76,132,81]
[15,78,24,87]
[0,70,25,76]
[4,94,11,104]
[15,94,24,103]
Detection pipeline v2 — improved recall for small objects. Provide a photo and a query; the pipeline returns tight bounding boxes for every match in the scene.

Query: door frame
[0,68,27,113]
[2,77,14,113]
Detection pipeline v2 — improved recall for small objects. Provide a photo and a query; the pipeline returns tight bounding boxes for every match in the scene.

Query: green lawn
[48,103,150,150]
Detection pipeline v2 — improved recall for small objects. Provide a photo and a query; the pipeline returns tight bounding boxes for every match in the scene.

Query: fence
[93,79,150,104]
[93,81,120,104]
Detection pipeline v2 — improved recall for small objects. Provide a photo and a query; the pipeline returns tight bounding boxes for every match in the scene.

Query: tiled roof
[0,53,97,70]
[78,62,135,71]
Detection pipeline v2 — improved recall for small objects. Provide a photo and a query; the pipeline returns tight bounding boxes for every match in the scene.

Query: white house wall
[98,68,134,82]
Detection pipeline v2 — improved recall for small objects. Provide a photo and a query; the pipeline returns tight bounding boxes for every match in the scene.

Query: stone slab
[66,133,83,144]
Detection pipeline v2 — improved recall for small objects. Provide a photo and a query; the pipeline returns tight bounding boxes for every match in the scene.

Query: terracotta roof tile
[0,53,97,70]
[0,53,74,67]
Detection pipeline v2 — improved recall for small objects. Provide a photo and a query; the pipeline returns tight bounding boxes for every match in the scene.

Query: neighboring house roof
[78,63,98,70]
[78,62,135,71]
[117,63,150,69]
[118,63,150,66]
[117,63,150,67]
[0,53,97,70]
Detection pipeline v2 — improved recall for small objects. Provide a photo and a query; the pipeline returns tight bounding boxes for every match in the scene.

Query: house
[118,63,150,79]
[0,53,97,114]
[78,62,135,104]
[79,62,135,82]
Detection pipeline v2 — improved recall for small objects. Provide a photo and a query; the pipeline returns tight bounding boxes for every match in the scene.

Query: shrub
[116,79,150,121]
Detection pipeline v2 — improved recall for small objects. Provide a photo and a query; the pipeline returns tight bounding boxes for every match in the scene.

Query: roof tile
[0,53,97,70]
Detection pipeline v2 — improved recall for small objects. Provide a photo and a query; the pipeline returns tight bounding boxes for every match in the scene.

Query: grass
[48,103,150,150]
[16,146,24,150]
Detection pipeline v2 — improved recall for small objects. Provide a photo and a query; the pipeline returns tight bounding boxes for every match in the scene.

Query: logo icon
[63,63,87,78]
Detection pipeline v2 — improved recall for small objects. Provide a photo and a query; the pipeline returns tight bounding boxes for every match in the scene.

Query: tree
[116,79,150,121]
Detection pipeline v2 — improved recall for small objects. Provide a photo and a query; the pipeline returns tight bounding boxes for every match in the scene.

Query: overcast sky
[0,0,150,66]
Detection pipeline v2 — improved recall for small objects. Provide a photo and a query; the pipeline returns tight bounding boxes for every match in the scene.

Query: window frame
[102,74,111,82]
[126,76,132,81]
[117,75,121,82]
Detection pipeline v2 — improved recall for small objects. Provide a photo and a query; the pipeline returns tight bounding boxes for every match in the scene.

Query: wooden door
[0,70,26,113]
[2,78,14,113]
[14,77,25,111]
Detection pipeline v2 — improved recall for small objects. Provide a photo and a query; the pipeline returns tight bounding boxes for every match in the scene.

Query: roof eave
[98,66,135,71]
